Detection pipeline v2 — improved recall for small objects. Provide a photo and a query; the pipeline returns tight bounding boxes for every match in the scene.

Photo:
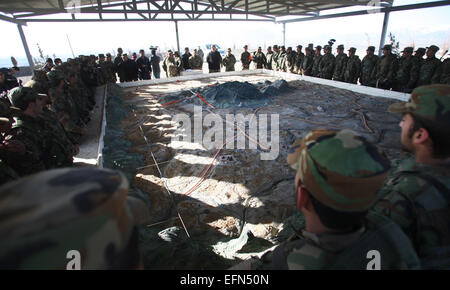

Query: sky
[0,0,449,67]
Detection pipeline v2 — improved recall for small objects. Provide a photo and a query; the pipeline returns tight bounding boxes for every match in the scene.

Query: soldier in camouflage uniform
[265,46,273,70]
[332,44,348,82]
[414,48,426,67]
[441,58,450,85]
[3,87,46,177]
[393,47,420,93]
[372,44,398,90]
[189,49,203,70]
[294,45,304,75]
[318,45,335,80]
[104,53,118,83]
[343,47,361,84]
[371,84,450,269]
[285,47,296,73]
[0,117,20,185]
[231,129,420,270]
[222,48,236,72]
[360,46,378,86]
[252,47,266,69]
[277,46,287,72]
[312,46,322,77]
[271,45,280,71]
[162,50,179,78]
[114,48,124,83]
[24,70,49,95]
[173,52,183,76]
[417,45,442,86]
[47,70,87,143]
[241,45,251,70]
[0,167,143,269]
[301,47,314,76]
[37,93,78,169]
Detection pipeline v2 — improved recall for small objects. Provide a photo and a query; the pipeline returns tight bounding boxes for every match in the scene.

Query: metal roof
[0,0,393,22]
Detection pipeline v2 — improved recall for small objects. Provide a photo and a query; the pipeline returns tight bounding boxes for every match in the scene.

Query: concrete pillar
[175,20,180,53]
[17,24,34,69]
[378,10,391,56]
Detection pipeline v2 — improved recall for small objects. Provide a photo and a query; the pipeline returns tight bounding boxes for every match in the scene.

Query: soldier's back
[252,212,420,270]
[372,158,450,269]
[418,57,442,86]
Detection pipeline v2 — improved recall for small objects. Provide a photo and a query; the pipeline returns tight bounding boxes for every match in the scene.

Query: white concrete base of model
[73,85,107,166]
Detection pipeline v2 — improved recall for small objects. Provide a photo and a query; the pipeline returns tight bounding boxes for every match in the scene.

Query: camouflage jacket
[302,55,314,76]
[441,58,450,85]
[277,51,287,72]
[49,87,84,135]
[318,53,335,79]
[333,53,348,81]
[37,107,74,168]
[372,158,450,269]
[100,60,117,83]
[162,56,179,77]
[3,115,46,176]
[241,51,251,68]
[252,52,266,69]
[271,51,280,71]
[372,54,398,82]
[286,52,297,72]
[189,55,203,70]
[343,55,361,84]
[360,54,379,85]
[235,212,420,270]
[266,52,273,70]
[312,54,322,77]
[395,55,420,89]
[222,54,236,72]
[417,57,442,86]
[294,52,305,74]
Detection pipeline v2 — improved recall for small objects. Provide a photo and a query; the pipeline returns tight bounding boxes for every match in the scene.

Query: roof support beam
[17,24,34,69]
[278,0,450,23]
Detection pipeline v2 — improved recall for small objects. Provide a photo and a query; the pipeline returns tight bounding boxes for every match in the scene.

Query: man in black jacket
[118,54,138,82]
[206,45,222,73]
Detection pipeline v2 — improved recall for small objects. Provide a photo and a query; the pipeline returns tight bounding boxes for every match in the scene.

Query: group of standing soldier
[241,43,448,92]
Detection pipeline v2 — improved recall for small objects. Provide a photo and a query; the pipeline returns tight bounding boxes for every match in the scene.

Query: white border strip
[117,69,410,101]
[96,84,108,168]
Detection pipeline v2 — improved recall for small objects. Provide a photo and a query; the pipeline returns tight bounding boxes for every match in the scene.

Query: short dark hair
[408,113,450,158]
[298,180,367,231]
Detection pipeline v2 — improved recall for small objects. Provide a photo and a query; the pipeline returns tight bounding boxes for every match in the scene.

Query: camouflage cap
[415,47,426,54]
[348,47,357,53]
[315,45,322,50]
[367,46,375,51]
[337,44,344,50]
[287,129,390,212]
[382,44,392,51]
[297,45,303,49]
[426,45,440,53]
[7,86,45,110]
[0,168,138,269]
[46,69,65,83]
[402,47,414,53]
[387,84,450,125]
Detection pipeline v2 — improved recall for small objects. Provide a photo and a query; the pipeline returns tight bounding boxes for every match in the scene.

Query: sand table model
[102,74,409,269]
